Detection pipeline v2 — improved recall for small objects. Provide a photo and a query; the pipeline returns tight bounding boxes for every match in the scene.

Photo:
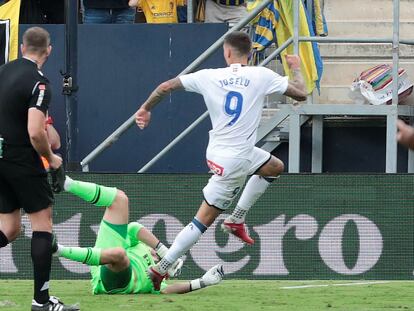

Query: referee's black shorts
[0,159,54,214]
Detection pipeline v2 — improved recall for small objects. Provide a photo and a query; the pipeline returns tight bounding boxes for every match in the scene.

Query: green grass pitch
[0,280,413,311]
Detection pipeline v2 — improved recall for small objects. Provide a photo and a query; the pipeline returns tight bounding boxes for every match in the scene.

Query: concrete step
[326,20,414,39]
[319,43,414,59]
[320,60,414,86]
[259,109,292,143]
[324,0,414,21]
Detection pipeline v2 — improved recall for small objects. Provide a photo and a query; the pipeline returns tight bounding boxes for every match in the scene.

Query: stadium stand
[318,0,414,104]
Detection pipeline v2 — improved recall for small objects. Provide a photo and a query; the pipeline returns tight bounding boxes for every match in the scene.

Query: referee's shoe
[31,296,80,311]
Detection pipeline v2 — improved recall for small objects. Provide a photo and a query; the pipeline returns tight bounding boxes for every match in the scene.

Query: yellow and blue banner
[251,0,323,93]
[304,0,328,36]
[0,0,20,65]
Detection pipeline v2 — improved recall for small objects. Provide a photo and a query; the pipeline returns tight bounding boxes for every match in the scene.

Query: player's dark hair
[22,27,51,55]
[223,31,252,57]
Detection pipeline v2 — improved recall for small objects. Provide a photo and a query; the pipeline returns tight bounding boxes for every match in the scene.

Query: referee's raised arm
[0,27,79,311]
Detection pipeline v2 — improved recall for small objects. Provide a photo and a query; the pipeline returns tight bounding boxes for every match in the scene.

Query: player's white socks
[228,175,272,224]
[64,175,74,192]
[157,218,207,275]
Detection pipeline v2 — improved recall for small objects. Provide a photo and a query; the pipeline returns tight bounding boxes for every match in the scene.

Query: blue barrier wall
[19,25,410,173]
[77,24,228,173]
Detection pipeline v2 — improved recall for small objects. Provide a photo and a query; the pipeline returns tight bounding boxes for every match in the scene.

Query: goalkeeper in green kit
[53,176,224,295]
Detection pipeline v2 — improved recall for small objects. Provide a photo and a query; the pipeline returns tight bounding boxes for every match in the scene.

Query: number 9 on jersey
[224,91,243,126]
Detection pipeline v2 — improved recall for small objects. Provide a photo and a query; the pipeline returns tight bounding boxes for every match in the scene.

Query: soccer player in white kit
[135,31,307,290]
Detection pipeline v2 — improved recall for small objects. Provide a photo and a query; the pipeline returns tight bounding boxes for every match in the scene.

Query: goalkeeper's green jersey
[90,221,167,294]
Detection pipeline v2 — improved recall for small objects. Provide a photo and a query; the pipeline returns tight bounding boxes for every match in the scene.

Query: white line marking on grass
[0,300,17,307]
[281,281,390,289]
[281,284,329,289]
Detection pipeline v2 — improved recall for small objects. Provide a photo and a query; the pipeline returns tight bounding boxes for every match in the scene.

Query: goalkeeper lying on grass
[53,176,224,295]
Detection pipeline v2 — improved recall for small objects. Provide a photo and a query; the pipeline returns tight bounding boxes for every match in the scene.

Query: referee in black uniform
[0,27,79,311]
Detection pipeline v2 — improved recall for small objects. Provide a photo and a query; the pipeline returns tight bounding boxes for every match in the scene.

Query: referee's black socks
[0,230,8,247]
[31,231,53,304]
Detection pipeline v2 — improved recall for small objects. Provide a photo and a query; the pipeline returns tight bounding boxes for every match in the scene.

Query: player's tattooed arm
[136,77,183,129]
[284,55,307,102]
[142,77,184,111]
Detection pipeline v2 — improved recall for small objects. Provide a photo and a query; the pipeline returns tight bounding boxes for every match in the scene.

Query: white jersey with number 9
[179,64,288,159]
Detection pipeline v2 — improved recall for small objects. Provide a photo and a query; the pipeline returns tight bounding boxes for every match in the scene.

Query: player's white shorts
[203,147,271,210]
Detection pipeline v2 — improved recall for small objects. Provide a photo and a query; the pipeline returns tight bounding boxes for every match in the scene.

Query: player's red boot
[221,221,254,245]
[147,266,167,291]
